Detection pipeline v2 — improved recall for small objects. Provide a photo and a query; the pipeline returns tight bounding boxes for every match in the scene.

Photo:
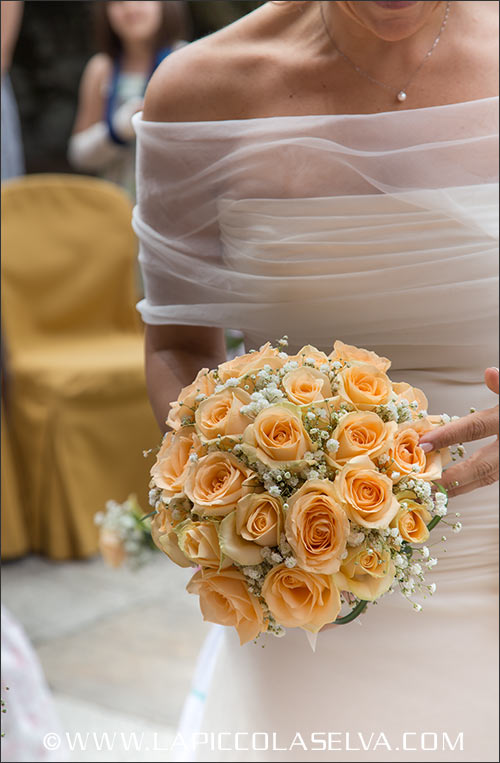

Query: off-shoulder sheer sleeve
[132,98,498,339]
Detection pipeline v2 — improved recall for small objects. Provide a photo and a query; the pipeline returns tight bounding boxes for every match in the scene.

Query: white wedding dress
[132,97,499,762]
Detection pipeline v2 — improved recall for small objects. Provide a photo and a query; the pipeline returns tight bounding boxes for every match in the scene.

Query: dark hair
[92,1,191,59]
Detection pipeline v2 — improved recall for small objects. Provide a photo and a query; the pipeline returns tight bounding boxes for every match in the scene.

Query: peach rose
[184,451,252,517]
[217,342,285,383]
[388,419,444,482]
[243,403,312,465]
[166,369,217,430]
[391,492,431,544]
[186,566,267,645]
[176,519,231,569]
[334,455,399,528]
[195,388,252,441]
[329,411,397,466]
[151,506,192,568]
[329,340,391,373]
[392,382,428,415]
[285,480,349,574]
[282,367,332,406]
[287,345,329,368]
[219,493,283,565]
[150,426,202,496]
[334,544,395,601]
[337,364,392,410]
[98,529,126,569]
[262,564,341,632]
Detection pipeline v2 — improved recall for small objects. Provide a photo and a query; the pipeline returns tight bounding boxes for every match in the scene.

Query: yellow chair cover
[1,175,158,559]
[1,400,29,559]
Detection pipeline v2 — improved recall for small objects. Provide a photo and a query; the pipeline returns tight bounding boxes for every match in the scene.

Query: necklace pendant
[396,90,407,103]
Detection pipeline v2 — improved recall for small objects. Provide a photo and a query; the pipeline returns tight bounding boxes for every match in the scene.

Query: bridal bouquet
[147,339,458,645]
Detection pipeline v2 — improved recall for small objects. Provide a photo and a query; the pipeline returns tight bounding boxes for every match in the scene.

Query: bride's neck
[315,1,450,73]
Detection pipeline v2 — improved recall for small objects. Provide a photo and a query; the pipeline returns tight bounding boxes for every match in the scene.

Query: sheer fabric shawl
[132,97,498,363]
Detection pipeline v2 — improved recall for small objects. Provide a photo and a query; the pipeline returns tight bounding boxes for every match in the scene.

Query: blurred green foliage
[10,1,265,174]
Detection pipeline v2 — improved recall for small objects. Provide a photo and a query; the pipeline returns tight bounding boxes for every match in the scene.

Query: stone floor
[1,553,211,761]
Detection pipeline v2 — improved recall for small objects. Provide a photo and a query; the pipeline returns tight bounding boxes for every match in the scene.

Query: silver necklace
[320,1,451,103]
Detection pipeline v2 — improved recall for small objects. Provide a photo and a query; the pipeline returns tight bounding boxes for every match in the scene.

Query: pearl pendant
[397,90,407,103]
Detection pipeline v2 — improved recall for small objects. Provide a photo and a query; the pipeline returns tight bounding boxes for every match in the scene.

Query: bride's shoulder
[143,2,296,123]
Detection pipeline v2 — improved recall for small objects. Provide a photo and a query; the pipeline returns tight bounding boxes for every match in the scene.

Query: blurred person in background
[68,0,190,197]
[1,0,25,181]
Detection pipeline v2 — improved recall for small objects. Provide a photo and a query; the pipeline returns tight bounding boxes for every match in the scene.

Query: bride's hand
[418,367,499,498]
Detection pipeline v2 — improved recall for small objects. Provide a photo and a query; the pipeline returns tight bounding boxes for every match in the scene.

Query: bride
[133,2,498,760]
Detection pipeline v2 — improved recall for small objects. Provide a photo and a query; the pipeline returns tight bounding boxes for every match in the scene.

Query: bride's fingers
[484,366,499,395]
[419,405,499,452]
[439,440,499,493]
[446,470,499,498]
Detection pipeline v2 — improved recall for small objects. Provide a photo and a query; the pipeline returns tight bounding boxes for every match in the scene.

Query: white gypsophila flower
[283,361,299,372]
[421,546,430,558]
[304,357,316,366]
[270,551,283,565]
[195,393,207,402]
[341,550,348,560]
[306,411,316,421]
[435,504,448,517]
[389,527,400,538]
[394,554,408,569]
[268,485,281,497]
[320,363,330,373]
[278,351,288,359]
[94,512,104,526]
[307,470,320,480]
[440,413,451,424]
[435,492,447,506]
[326,438,339,453]
[189,453,199,464]
[226,377,239,387]
[410,563,423,576]
[284,556,297,568]
[378,453,390,465]
[214,384,224,394]
[391,471,401,480]
[426,557,438,569]
[332,361,342,370]
[413,603,423,612]
[428,583,437,594]
[452,522,463,533]
[347,530,365,547]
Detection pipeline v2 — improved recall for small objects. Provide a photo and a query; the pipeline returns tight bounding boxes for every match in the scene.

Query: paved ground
[2,553,210,761]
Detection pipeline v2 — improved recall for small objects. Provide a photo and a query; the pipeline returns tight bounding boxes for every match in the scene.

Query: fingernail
[419,442,434,453]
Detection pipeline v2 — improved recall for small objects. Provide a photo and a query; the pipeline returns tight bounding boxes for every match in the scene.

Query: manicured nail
[419,442,434,453]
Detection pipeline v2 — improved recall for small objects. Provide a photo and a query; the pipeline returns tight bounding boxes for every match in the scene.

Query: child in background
[69,1,190,198]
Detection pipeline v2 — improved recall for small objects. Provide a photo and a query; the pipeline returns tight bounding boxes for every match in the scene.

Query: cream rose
[195,388,252,441]
[287,345,329,368]
[388,419,444,482]
[217,342,285,383]
[166,369,217,430]
[334,455,399,528]
[391,492,431,544]
[334,544,395,601]
[186,566,267,645]
[219,493,283,565]
[285,480,349,574]
[151,506,192,568]
[329,340,391,373]
[150,426,202,496]
[243,403,312,464]
[184,451,252,517]
[262,564,341,632]
[329,411,397,466]
[392,382,428,415]
[337,364,392,410]
[176,519,231,569]
[282,367,332,405]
